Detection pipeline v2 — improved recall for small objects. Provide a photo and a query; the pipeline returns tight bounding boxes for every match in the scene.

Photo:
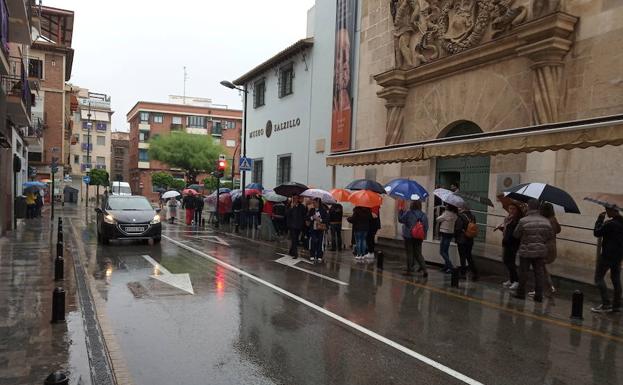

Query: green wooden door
[436,156,490,242]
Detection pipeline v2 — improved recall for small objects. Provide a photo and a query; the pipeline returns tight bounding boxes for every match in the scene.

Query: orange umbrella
[330,188,351,202]
[348,190,382,208]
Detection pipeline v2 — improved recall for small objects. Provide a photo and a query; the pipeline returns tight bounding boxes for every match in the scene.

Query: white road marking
[141,255,194,295]
[274,256,348,286]
[162,235,484,385]
[276,252,314,265]
[190,235,231,246]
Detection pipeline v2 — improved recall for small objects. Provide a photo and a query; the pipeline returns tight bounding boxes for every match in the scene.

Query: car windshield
[107,197,153,211]
[112,186,132,195]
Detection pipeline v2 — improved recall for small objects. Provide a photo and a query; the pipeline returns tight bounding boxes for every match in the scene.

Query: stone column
[378,86,408,145]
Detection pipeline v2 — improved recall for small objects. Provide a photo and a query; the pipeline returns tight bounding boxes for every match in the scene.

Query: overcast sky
[44,0,316,131]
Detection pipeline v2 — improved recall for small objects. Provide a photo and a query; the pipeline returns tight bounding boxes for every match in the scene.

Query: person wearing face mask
[308,198,329,262]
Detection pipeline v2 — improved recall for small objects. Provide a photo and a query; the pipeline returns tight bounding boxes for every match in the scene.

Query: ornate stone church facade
[328,0,623,280]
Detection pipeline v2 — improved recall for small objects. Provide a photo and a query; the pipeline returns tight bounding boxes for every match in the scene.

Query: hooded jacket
[513,210,554,259]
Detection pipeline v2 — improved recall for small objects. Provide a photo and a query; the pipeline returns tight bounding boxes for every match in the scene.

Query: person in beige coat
[436,204,458,273]
[513,199,554,302]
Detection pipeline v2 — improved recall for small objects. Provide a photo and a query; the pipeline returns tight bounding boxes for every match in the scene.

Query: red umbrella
[348,190,382,208]
[245,189,261,196]
[330,188,351,202]
[183,188,198,195]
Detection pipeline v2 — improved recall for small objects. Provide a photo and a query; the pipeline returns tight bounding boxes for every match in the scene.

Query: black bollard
[57,230,63,243]
[51,287,65,323]
[44,371,69,385]
[54,256,64,281]
[571,290,584,320]
[56,241,63,258]
[57,217,62,225]
[376,250,384,270]
[451,268,460,287]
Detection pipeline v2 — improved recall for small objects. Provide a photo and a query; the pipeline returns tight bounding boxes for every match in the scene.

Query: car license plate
[124,226,145,233]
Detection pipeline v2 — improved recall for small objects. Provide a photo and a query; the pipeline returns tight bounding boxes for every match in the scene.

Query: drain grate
[67,218,116,385]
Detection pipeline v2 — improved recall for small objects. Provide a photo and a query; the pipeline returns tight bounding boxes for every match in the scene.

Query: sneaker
[316,257,323,262]
[509,282,519,290]
[550,286,557,294]
[591,304,613,313]
[502,280,512,288]
[528,291,536,297]
[309,257,316,262]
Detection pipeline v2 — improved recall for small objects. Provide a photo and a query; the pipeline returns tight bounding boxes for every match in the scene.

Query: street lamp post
[220,80,248,205]
[85,102,92,208]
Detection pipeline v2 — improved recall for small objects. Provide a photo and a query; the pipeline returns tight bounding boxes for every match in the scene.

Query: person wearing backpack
[399,200,429,277]
[455,206,479,281]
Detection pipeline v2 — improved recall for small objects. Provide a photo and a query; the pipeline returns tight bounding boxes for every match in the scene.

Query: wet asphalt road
[67,211,623,385]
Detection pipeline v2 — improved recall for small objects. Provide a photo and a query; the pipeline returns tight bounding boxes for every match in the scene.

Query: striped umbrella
[504,183,580,214]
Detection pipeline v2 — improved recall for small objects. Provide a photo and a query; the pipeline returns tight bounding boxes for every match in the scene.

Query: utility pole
[183,66,188,105]
[85,102,92,208]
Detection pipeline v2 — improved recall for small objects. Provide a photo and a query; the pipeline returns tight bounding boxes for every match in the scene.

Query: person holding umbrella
[455,205,479,281]
[194,194,204,226]
[348,206,373,261]
[591,205,623,313]
[495,202,523,290]
[308,198,329,262]
[399,200,428,277]
[436,204,458,273]
[286,195,307,258]
[329,203,344,251]
[25,190,37,219]
[167,198,180,224]
[182,191,196,226]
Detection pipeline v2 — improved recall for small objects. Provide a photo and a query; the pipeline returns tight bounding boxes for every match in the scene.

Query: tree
[151,171,174,189]
[170,178,186,190]
[148,132,225,183]
[89,168,109,205]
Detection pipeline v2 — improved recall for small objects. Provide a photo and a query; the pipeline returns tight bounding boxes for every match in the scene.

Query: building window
[74,155,79,164]
[96,122,107,131]
[82,121,93,130]
[212,121,222,136]
[278,63,294,98]
[153,114,163,124]
[82,155,92,163]
[252,159,263,185]
[29,58,43,79]
[96,156,106,165]
[139,131,150,142]
[139,112,149,123]
[82,134,91,143]
[226,140,236,148]
[276,155,291,185]
[96,136,106,146]
[114,147,124,156]
[138,149,149,162]
[30,152,42,162]
[253,79,265,108]
[226,121,236,129]
[213,138,221,146]
[172,116,182,125]
[187,115,206,128]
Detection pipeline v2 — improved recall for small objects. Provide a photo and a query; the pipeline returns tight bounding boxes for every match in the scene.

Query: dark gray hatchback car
[95,195,162,244]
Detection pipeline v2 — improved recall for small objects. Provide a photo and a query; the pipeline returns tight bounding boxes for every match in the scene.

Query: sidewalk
[0,209,92,385]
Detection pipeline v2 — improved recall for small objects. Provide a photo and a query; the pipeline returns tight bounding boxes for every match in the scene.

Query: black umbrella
[345,179,386,194]
[504,183,581,214]
[154,187,166,193]
[274,182,308,197]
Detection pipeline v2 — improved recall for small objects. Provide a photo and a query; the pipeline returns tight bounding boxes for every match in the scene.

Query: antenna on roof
[183,66,189,105]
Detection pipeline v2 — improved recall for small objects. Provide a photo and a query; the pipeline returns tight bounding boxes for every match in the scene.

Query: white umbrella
[263,191,287,202]
[162,190,180,199]
[300,188,337,204]
[434,188,465,208]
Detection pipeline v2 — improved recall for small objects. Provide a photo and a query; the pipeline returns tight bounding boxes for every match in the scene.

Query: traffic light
[214,158,227,178]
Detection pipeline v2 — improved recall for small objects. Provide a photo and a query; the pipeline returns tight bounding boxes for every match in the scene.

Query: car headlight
[150,214,161,224]
[104,214,116,224]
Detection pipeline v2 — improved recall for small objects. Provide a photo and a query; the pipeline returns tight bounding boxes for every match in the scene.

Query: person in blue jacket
[399,200,429,277]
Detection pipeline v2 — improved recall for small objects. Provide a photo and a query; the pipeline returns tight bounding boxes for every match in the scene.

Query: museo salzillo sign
[249,118,301,139]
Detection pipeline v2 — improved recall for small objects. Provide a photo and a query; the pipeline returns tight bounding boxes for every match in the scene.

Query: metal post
[44,371,69,385]
[85,103,92,208]
[376,250,384,270]
[50,169,55,220]
[241,84,247,209]
[54,256,64,281]
[56,240,63,258]
[13,167,17,229]
[51,287,65,323]
[215,177,220,228]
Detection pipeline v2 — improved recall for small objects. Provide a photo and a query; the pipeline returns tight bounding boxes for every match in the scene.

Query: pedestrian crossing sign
[239,157,253,172]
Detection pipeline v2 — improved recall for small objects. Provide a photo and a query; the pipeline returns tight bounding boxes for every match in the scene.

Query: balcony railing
[81,143,93,151]
[1,73,32,116]
[95,164,106,170]
[81,163,92,172]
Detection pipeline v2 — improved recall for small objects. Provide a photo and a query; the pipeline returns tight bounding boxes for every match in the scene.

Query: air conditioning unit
[496,174,520,193]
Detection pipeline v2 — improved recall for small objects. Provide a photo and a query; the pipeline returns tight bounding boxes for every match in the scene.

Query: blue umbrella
[246,183,264,190]
[345,179,386,194]
[23,181,47,188]
[384,178,429,201]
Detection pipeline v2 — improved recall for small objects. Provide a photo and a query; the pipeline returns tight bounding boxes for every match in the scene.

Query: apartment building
[0,0,38,234]
[126,99,242,201]
[111,131,130,183]
[67,88,113,200]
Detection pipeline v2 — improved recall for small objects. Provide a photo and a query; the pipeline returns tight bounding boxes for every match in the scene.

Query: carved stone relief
[390,0,532,69]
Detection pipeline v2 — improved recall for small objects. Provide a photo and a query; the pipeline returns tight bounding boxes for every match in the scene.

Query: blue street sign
[83,175,91,185]
[239,157,253,172]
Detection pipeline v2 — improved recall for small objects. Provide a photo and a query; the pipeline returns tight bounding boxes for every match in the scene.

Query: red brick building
[126,101,242,202]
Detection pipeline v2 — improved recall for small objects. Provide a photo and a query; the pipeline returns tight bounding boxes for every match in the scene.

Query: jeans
[594,257,622,309]
[458,242,478,277]
[289,229,301,257]
[503,246,519,283]
[194,209,202,226]
[517,257,545,300]
[404,238,426,272]
[354,231,368,256]
[439,232,454,269]
[310,230,324,258]
[330,224,342,250]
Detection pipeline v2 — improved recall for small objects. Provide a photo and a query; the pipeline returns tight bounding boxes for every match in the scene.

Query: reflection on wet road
[72,215,623,385]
